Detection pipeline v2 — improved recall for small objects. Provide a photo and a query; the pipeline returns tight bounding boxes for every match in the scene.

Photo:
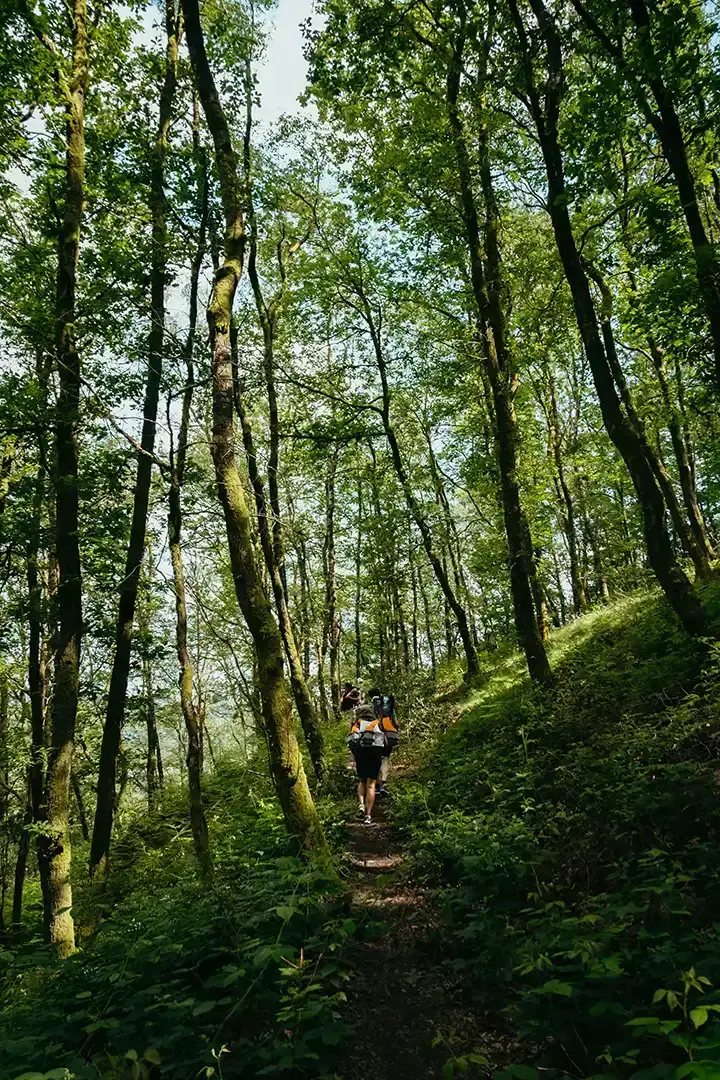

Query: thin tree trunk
[71,772,89,842]
[648,340,715,570]
[368,316,479,678]
[409,531,420,667]
[12,770,32,930]
[241,99,326,779]
[182,0,325,850]
[37,0,89,958]
[143,652,162,811]
[446,24,551,683]
[418,563,437,675]
[233,332,326,782]
[355,477,363,680]
[325,451,341,712]
[509,0,706,637]
[546,378,587,614]
[167,139,212,879]
[297,537,312,682]
[90,3,179,876]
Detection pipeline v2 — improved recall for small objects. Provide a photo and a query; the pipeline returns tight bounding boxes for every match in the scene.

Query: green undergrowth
[392,588,720,1080]
[0,759,358,1080]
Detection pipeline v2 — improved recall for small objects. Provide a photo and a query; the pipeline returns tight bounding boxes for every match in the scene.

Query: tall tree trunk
[355,477,364,680]
[182,0,325,850]
[167,136,212,878]
[367,314,479,678]
[423,427,480,647]
[297,537,312,682]
[325,451,341,711]
[71,772,89,842]
[508,0,706,637]
[242,103,326,780]
[446,29,551,683]
[90,3,179,876]
[234,331,327,783]
[546,377,587,613]
[12,776,32,930]
[648,340,715,570]
[418,563,437,675]
[38,0,89,958]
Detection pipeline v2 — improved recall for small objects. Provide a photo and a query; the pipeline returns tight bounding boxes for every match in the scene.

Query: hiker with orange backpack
[347,693,386,825]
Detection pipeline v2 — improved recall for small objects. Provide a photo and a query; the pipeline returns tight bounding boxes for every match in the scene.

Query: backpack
[347,705,384,751]
[373,695,399,748]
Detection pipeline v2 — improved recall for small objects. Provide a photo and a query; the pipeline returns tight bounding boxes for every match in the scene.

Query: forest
[3,0,720,1075]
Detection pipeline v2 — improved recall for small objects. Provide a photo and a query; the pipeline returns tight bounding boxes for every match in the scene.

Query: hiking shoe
[356,805,365,818]
[364,815,372,826]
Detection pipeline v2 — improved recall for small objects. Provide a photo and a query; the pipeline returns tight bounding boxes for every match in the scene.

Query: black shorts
[353,747,382,781]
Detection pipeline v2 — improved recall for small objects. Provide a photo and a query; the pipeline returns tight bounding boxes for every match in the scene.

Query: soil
[337,778,504,1080]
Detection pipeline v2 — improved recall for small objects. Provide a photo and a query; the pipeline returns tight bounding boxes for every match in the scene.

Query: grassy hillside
[392,589,720,1079]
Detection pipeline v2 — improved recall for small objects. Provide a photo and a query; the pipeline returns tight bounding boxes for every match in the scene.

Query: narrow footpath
[339,782,499,1079]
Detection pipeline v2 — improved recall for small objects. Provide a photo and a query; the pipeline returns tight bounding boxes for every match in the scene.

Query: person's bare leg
[357,778,365,812]
[365,778,377,819]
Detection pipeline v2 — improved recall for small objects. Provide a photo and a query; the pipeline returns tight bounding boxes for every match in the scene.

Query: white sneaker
[364,815,372,826]
[356,805,365,818]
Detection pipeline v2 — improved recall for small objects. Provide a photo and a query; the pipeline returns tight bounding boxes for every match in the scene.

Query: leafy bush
[0,761,354,1080]
[394,592,720,1077]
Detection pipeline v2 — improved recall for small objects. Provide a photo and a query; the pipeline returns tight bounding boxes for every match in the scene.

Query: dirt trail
[339,784,493,1079]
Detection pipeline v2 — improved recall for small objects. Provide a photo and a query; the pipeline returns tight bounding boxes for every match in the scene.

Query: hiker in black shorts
[347,695,386,825]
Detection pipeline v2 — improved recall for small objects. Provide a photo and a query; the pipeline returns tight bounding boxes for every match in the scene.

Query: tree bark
[446,22,551,683]
[418,562,437,675]
[324,450,342,711]
[546,377,587,613]
[241,100,326,780]
[182,0,325,850]
[37,0,89,959]
[508,0,706,637]
[233,331,327,783]
[90,1,179,876]
[167,158,213,879]
[355,477,364,680]
[648,340,715,571]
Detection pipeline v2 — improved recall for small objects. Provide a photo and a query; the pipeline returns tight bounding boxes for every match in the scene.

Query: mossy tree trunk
[38,0,89,959]
[182,0,325,850]
[241,87,326,781]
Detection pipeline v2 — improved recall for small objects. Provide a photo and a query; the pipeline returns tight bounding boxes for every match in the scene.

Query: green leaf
[192,1001,215,1016]
[537,979,573,997]
[627,1017,661,1027]
[691,1008,709,1029]
[143,1049,161,1065]
[653,990,667,1003]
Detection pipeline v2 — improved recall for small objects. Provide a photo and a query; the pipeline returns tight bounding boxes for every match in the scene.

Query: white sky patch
[256,0,318,125]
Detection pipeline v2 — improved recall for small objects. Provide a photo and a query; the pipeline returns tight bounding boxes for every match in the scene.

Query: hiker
[347,694,386,825]
[339,681,361,712]
[369,687,398,796]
